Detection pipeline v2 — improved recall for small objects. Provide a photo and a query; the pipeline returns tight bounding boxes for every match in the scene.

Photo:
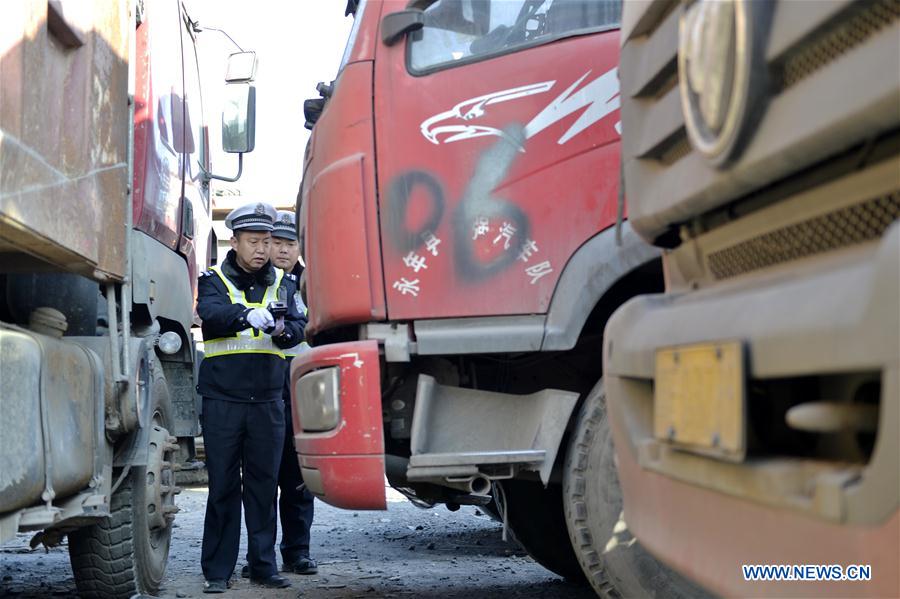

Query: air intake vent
[779,0,900,89]
[708,191,900,279]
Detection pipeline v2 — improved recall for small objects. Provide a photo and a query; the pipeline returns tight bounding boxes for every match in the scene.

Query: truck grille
[780,0,900,89]
[707,191,900,280]
[621,0,900,244]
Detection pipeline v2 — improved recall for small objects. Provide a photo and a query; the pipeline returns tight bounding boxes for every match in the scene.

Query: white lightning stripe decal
[525,68,620,144]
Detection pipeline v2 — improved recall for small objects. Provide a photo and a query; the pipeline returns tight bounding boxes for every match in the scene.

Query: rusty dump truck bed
[0,0,130,281]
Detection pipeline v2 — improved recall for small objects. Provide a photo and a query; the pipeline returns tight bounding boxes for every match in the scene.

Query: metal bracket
[409,375,578,485]
[200,153,243,183]
[362,323,413,362]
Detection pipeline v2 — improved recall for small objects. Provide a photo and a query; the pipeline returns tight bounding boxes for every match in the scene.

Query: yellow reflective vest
[203,265,286,359]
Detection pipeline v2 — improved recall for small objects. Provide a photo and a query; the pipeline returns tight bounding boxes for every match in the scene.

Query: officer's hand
[247,307,275,330]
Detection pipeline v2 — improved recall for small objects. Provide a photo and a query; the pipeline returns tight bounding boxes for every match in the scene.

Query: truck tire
[496,479,587,584]
[563,378,710,598]
[69,356,178,598]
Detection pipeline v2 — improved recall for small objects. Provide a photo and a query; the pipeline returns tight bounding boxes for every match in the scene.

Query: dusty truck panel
[0,330,45,512]
[0,324,102,513]
[0,1,254,596]
[0,0,130,280]
[601,0,900,597]
[620,0,900,246]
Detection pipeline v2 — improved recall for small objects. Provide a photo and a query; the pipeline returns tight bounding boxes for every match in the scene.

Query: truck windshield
[409,0,621,73]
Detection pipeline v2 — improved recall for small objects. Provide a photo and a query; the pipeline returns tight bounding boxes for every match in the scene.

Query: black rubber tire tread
[563,378,712,599]
[498,479,587,584]
[68,477,141,598]
[69,354,173,598]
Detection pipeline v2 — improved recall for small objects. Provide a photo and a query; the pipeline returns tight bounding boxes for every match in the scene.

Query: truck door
[133,0,188,250]
[179,3,212,284]
[374,0,622,321]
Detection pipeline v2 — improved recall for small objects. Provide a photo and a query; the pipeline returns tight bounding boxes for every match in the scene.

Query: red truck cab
[293,0,661,585]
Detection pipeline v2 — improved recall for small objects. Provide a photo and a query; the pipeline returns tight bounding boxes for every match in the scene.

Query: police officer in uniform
[269,211,317,574]
[240,209,316,578]
[197,202,305,593]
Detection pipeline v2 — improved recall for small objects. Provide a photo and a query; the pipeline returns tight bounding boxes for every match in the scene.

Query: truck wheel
[563,378,710,598]
[69,356,178,598]
[496,479,587,584]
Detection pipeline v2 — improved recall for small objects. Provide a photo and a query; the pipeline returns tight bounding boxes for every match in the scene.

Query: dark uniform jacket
[197,250,307,402]
[282,261,307,407]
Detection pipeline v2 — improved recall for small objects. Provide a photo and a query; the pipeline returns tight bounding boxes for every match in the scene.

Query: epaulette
[285,273,297,282]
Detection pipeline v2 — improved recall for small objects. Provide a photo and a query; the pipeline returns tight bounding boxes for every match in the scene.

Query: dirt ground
[0,483,595,598]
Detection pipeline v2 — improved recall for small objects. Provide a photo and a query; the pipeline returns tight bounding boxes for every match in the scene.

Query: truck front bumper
[289,340,386,510]
[604,223,900,597]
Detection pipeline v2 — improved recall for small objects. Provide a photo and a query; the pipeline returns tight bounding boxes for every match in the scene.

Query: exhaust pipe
[393,454,493,497]
[441,474,492,496]
[468,474,491,496]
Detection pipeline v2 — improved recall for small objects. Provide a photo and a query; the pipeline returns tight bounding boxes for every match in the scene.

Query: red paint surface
[298,455,387,510]
[133,0,210,299]
[296,4,623,509]
[301,61,386,336]
[301,3,622,328]
[290,340,386,509]
[132,0,184,251]
[374,20,622,320]
[290,341,384,457]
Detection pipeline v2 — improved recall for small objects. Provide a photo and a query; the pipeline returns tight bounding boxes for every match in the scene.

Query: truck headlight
[157,331,182,355]
[296,367,340,432]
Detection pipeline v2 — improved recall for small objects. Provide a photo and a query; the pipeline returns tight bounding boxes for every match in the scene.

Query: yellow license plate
[654,341,746,460]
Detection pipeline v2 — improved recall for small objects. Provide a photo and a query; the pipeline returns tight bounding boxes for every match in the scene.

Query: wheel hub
[145,423,181,531]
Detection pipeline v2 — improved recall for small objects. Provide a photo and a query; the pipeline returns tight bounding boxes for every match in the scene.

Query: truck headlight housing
[296,367,340,432]
[157,331,182,355]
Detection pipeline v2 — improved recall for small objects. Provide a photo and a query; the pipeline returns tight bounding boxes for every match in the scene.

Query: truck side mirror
[303,80,336,130]
[381,9,425,46]
[225,51,257,82]
[222,83,255,153]
[201,52,258,183]
[303,98,324,131]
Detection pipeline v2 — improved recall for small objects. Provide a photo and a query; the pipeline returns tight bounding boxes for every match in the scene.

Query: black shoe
[240,564,250,578]
[284,557,318,575]
[250,574,292,589]
[203,579,229,594]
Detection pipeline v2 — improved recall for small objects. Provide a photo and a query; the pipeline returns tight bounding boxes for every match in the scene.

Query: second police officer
[197,202,306,593]
[240,209,317,579]
[268,210,317,575]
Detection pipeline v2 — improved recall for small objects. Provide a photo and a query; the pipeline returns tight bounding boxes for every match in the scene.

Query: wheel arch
[130,230,194,349]
[542,221,661,352]
[539,223,664,482]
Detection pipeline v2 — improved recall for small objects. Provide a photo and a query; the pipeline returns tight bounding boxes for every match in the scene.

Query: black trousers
[201,398,284,581]
[277,405,315,562]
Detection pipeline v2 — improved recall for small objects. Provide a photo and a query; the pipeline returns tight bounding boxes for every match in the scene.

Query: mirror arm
[200,153,243,183]
[196,25,244,52]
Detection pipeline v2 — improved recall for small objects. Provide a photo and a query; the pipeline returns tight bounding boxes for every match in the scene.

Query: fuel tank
[0,321,103,512]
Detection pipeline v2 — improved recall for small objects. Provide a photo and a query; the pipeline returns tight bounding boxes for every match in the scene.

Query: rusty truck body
[0,1,256,596]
